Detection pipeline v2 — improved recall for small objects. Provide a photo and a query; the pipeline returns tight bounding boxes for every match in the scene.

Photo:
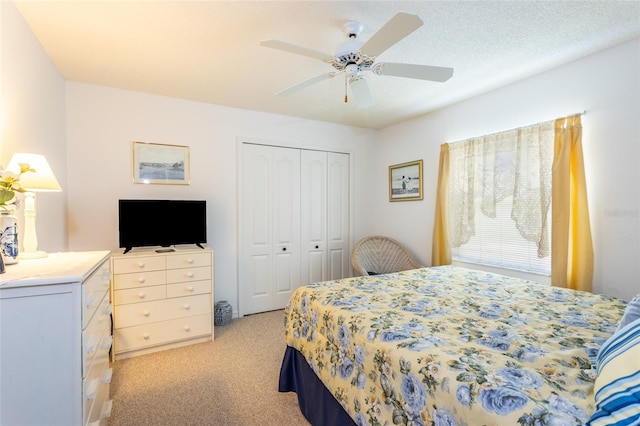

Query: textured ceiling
[14,1,640,130]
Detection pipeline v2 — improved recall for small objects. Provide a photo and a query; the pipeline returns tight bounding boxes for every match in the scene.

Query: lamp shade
[6,153,61,192]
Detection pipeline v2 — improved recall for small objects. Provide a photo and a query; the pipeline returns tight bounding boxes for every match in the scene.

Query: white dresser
[111,246,213,359]
[0,251,112,426]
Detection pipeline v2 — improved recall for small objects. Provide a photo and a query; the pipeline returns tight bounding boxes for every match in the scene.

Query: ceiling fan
[260,12,454,109]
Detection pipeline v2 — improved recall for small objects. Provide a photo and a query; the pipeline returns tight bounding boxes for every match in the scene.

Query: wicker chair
[351,235,423,276]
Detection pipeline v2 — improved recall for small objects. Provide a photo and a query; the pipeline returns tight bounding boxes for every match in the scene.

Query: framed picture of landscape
[132,141,190,185]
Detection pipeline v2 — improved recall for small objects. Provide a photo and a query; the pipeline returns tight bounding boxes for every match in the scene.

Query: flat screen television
[119,199,207,254]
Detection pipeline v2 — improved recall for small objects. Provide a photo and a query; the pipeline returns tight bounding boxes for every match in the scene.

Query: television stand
[111,246,214,360]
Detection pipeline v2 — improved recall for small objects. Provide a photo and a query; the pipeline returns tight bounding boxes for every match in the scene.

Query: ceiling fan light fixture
[345,63,360,78]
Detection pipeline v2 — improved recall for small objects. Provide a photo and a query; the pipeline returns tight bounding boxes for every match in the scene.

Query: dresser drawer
[114,285,166,305]
[83,295,112,378]
[114,313,212,353]
[166,279,211,298]
[113,256,165,274]
[113,270,166,290]
[83,352,111,426]
[166,252,211,269]
[114,294,211,328]
[166,266,211,284]
[86,381,111,426]
[82,259,111,329]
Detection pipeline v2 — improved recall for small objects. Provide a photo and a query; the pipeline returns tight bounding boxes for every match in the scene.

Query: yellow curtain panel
[551,114,594,292]
[431,143,451,266]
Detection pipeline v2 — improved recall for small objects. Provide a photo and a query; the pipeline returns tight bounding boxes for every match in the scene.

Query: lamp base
[18,250,48,260]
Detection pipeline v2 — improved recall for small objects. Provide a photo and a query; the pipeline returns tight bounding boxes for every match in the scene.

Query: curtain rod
[445,110,586,146]
[544,111,586,124]
[561,110,586,118]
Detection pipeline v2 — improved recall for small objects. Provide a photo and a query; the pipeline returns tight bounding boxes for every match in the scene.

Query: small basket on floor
[214,301,232,325]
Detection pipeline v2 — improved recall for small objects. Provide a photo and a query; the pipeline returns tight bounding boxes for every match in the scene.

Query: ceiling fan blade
[349,77,373,108]
[360,12,423,58]
[260,39,334,62]
[373,62,454,82]
[276,72,337,97]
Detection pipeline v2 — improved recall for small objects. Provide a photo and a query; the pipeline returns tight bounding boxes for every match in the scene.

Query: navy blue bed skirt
[278,346,357,426]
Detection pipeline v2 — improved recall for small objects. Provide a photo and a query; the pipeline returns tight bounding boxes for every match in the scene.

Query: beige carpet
[109,309,310,426]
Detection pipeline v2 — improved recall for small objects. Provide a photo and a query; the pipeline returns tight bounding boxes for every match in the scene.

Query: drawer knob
[137,262,145,268]
[86,336,99,354]
[187,258,194,264]
[101,368,113,384]
[102,304,113,317]
[183,304,191,310]
[100,336,113,351]
[143,333,150,340]
[186,272,194,278]
[184,325,191,332]
[137,277,146,283]
[143,310,150,317]
[86,378,99,399]
[186,286,194,292]
[86,296,96,307]
[138,292,146,299]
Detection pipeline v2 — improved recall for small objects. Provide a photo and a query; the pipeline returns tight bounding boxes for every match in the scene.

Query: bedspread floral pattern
[284,266,625,426]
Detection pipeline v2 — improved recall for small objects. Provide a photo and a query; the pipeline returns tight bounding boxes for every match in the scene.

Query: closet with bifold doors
[239,142,350,316]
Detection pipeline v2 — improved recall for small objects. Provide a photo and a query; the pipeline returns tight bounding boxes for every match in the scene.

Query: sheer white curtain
[448,120,554,258]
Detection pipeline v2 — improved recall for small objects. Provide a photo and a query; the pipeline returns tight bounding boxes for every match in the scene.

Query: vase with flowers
[0,163,35,264]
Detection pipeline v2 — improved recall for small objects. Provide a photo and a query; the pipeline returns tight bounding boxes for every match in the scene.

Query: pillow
[616,294,640,332]
[587,317,640,425]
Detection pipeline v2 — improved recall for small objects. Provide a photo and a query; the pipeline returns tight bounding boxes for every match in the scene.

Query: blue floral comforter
[283,266,625,426]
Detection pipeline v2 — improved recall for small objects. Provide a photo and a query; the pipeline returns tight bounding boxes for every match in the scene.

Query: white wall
[65,83,377,312]
[4,0,638,306]
[1,1,67,253]
[375,38,640,301]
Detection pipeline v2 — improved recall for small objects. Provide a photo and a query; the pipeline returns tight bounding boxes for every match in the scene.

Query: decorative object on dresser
[0,159,36,263]
[0,251,113,426]
[6,153,62,259]
[111,246,214,359]
[0,210,19,264]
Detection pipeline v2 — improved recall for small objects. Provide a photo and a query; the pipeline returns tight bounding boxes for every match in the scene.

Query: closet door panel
[301,150,327,285]
[240,144,300,315]
[272,148,301,296]
[327,152,350,280]
[251,255,270,296]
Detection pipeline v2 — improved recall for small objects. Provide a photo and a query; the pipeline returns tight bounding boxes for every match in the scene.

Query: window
[448,121,554,276]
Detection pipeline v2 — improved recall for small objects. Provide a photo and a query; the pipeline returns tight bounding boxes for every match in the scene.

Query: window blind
[451,196,551,275]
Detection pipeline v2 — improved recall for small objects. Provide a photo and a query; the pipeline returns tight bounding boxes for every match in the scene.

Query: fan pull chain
[344,74,348,103]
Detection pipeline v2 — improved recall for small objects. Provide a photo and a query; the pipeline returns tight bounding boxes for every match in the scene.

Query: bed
[278,266,628,426]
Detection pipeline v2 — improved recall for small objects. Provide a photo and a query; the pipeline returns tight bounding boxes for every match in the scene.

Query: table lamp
[6,153,62,259]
